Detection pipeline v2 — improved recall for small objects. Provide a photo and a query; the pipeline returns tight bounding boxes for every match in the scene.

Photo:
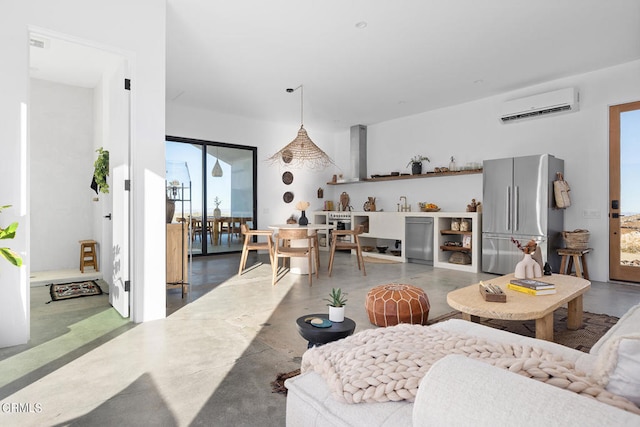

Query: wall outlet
[583,209,600,219]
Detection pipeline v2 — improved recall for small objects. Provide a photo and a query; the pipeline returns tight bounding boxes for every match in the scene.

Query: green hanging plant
[94,147,110,194]
[0,205,23,267]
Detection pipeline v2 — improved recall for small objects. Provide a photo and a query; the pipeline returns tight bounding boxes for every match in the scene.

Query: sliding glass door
[166,136,257,255]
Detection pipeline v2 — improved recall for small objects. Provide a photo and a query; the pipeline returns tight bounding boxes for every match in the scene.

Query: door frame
[609,100,640,282]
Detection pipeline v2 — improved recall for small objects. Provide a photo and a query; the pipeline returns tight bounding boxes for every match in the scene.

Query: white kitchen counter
[312,211,482,272]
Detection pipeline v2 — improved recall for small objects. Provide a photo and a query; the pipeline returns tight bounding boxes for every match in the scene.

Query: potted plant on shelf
[1,205,23,268]
[325,287,347,322]
[407,155,430,175]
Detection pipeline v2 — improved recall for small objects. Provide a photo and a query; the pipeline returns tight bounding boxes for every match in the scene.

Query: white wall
[166,104,334,229]
[169,60,640,283]
[0,0,166,347]
[30,78,95,271]
[338,60,640,282]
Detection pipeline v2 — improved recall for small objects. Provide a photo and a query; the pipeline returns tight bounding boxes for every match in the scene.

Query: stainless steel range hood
[350,125,367,181]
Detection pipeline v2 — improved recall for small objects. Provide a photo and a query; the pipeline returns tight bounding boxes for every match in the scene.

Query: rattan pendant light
[268,85,334,170]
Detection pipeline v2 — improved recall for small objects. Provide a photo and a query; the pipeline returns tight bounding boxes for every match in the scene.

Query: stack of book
[507,278,556,295]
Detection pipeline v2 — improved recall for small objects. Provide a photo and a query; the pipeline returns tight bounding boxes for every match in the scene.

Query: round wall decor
[283,191,294,203]
[282,149,293,164]
[282,171,294,185]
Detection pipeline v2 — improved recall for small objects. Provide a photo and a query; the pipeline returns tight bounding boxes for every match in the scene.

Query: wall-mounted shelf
[327,169,482,185]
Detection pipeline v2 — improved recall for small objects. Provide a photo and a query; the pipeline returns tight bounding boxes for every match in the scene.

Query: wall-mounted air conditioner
[500,87,579,123]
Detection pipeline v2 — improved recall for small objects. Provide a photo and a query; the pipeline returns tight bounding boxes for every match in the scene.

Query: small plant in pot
[407,155,430,175]
[325,287,347,322]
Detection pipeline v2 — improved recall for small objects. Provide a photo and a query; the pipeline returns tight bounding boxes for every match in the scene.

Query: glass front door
[609,101,640,282]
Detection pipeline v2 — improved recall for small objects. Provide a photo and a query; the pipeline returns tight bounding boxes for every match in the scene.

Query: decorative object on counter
[554,172,571,208]
[451,218,460,231]
[286,215,297,224]
[213,196,222,218]
[466,198,481,212]
[433,167,449,173]
[407,155,430,175]
[544,262,553,275]
[363,197,376,212]
[418,202,440,212]
[283,191,294,203]
[323,200,334,211]
[460,219,470,232]
[449,156,457,172]
[317,187,323,198]
[296,200,310,226]
[267,85,334,170]
[339,192,351,211]
[562,229,590,250]
[512,238,543,279]
[282,171,293,185]
[325,287,347,323]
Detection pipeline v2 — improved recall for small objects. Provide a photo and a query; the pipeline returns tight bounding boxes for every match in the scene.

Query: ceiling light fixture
[268,85,334,170]
[212,146,223,177]
[355,21,368,29]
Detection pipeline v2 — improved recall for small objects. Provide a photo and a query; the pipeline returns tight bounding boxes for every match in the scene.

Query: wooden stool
[558,248,591,280]
[79,240,99,273]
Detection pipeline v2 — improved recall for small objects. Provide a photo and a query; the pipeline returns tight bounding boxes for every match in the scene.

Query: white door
[106,60,131,317]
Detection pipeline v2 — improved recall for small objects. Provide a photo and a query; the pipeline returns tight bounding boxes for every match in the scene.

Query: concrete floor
[1,251,639,426]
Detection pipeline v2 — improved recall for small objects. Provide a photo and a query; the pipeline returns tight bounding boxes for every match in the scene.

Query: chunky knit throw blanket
[301,323,640,414]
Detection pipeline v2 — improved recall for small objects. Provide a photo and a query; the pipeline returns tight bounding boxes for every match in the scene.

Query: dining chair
[328,224,366,277]
[190,217,203,242]
[272,228,317,286]
[238,223,274,275]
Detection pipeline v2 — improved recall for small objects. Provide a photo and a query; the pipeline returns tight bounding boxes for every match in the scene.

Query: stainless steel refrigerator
[482,154,564,275]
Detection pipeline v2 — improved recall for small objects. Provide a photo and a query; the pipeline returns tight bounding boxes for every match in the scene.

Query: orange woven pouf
[365,284,430,327]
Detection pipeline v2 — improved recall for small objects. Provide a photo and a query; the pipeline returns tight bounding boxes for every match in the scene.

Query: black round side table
[296,314,356,348]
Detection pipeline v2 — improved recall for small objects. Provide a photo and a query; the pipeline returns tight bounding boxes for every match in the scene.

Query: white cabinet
[311,211,482,272]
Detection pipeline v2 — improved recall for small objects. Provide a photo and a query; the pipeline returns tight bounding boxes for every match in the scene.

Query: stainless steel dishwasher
[405,217,434,265]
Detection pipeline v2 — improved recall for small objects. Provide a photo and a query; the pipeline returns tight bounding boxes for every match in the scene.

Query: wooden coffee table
[446,273,590,341]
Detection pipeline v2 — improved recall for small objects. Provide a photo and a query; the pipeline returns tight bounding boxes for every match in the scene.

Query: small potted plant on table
[325,287,348,322]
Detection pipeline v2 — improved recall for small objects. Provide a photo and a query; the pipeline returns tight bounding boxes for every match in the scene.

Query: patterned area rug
[48,280,103,302]
[428,307,619,353]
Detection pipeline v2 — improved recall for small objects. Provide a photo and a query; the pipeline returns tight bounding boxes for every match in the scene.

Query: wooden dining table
[211,216,253,246]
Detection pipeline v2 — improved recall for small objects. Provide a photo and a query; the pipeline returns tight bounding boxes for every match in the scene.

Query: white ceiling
[31,1,640,132]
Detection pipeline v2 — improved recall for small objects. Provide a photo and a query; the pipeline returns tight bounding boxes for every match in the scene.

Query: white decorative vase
[214,207,221,218]
[514,253,542,279]
[329,306,345,323]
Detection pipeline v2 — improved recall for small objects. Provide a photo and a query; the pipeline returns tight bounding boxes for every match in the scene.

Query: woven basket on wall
[562,229,590,250]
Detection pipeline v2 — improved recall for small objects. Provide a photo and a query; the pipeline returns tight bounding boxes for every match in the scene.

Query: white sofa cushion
[590,303,640,356]
[285,371,412,427]
[413,355,640,427]
[593,334,640,406]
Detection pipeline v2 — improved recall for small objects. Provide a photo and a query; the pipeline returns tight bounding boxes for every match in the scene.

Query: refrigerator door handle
[506,187,511,231]
[514,186,519,231]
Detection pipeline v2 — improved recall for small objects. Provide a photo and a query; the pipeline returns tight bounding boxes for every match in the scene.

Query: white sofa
[285,304,640,426]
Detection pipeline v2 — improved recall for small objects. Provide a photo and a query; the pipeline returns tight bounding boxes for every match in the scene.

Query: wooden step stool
[79,240,99,273]
[557,248,591,280]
